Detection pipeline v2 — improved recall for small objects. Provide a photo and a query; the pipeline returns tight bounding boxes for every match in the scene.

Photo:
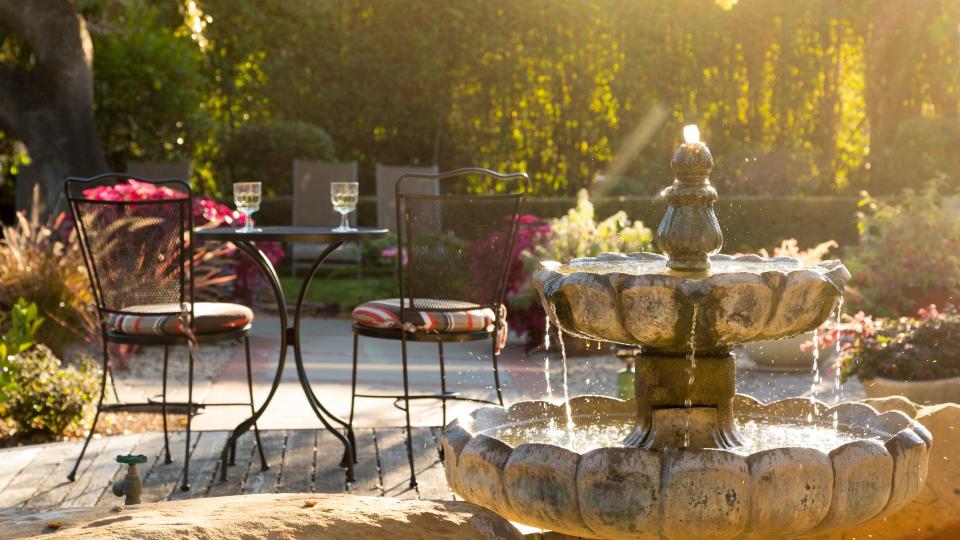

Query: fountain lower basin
[442,395,931,540]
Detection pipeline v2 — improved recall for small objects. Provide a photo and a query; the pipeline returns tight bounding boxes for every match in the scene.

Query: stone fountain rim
[447,394,930,460]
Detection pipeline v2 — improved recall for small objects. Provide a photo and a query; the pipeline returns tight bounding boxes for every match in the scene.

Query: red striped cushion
[107,302,253,336]
[353,298,508,349]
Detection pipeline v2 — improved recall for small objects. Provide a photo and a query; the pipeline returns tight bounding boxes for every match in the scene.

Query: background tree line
[1,0,959,207]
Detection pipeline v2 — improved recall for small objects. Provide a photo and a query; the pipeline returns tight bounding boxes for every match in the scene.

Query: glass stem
[340,211,348,230]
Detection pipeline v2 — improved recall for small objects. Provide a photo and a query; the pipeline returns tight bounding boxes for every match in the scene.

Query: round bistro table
[195,226,389,483]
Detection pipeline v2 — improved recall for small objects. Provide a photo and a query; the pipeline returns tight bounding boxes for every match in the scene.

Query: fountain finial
[654,124,723,271]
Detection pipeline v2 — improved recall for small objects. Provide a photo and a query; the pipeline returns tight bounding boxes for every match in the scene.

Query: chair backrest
[126,160,192,181]
[65,173,194,323]
[376,164,439,232]
[292,160,358,228]
[395,168,529,313]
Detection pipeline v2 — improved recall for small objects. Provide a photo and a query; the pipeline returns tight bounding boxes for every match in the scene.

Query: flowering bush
[838,305,960,382]
[82,179,284,305]
[508,190,653,348]
[845,184,960,316]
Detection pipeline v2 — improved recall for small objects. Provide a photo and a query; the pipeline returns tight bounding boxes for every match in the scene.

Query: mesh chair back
[65,173,194,321]
[396,168,528,312]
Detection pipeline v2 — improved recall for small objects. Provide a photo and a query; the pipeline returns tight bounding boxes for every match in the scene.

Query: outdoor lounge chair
[348,167,528,488]
[290,160,363,277]
[64,173,266,492]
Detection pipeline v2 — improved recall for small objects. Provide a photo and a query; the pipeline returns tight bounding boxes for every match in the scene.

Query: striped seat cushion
[353,299,507,347]
[107,302,253,336]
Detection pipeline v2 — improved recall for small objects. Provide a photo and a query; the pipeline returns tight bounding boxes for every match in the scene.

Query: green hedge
[256,195,859,252]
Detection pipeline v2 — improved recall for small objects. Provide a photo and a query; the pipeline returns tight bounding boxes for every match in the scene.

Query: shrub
[845,183,960,316]
[0,299,43,403]
[0,197,97,357]
[890,117,960,193]
[840,306,960,382]
[2,344,98,438]
[223,120,336,196]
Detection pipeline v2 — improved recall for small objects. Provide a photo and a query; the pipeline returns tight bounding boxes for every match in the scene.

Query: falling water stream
[832,296,845,429]
[543,319,553,401]
[557,331,574,432]
[807,327,821,423]
[683,304,699,448]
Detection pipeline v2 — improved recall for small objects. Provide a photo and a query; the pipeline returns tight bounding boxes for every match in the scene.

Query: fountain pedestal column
[628,353,744,449]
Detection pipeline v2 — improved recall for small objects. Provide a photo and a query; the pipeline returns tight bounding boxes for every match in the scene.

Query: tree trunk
[0,0,107,214]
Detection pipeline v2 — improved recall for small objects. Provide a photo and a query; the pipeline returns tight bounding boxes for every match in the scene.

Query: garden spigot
[112,454,148,505]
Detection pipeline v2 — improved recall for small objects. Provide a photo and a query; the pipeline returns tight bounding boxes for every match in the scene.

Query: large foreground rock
[807,399,960,540]
[0,493,523,540]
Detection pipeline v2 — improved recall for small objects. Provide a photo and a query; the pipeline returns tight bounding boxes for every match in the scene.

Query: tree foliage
[4,0,960,200]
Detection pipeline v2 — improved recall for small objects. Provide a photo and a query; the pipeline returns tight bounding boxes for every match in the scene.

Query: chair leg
[245,336,268,471]
[492,333,504,406]
[400,333,417,488]
[347,332,360,464]
[162,345,172,464]
[438,341,447,428]
[68,339,110,482]
[437,341,447,462]
[181,345,194,491]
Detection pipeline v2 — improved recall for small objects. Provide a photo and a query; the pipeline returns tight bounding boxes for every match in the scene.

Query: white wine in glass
[331,181,359,232]
[233,182,262,233]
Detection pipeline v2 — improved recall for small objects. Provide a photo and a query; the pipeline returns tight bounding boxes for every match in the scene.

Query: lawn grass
[279,275,396,312]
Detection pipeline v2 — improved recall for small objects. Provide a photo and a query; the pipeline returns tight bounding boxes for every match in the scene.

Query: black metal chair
[348,167,528,488]
[65,173,266,491]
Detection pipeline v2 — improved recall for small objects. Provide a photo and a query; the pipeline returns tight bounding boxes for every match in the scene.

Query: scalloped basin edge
[441,395,930,540]
[533,253,852,352]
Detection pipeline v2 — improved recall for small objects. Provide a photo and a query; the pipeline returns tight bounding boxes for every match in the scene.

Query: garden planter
[862,375,960,405]
[740,331,833,372]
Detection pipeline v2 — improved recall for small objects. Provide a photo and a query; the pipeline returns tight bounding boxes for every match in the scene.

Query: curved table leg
[219,241,288,481]
[292,241,356,480]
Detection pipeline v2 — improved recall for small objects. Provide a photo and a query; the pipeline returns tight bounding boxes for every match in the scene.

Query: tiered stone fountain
[441,126,931,539]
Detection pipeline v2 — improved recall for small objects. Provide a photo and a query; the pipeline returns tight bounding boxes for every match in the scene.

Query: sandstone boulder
[0,493,522,540]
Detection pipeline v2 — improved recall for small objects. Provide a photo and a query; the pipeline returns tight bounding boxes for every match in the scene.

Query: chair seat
[107,302,253,336]
[352,298,503,334]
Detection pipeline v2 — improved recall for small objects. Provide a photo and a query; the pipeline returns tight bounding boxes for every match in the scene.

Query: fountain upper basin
[534,252,850,353]
[442,395,930,540]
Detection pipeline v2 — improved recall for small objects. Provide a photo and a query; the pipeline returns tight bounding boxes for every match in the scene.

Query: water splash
[486,418,880,456]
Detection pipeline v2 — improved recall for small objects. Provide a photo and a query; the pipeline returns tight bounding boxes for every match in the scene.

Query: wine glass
[331,181,359,232]
[233,182,262,233]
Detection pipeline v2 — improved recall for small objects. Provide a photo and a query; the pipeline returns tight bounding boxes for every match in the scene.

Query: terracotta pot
[740,331,833,372]
[862,375,960,405]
